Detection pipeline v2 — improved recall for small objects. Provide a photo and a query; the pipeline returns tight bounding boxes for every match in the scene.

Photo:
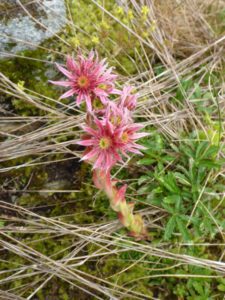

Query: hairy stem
[93,169,148,240]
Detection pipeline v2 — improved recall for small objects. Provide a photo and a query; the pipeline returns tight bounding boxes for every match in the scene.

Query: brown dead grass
[153,0,224,57]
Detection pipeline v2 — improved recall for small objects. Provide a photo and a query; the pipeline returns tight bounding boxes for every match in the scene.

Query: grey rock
[0,0,66,59]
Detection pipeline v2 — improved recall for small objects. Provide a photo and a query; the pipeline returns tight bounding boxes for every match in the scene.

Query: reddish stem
[93,169,148,240]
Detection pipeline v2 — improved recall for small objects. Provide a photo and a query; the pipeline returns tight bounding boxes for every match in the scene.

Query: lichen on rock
[0,0,66,59]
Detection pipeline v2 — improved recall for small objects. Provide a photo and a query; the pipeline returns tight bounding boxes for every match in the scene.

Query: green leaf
[180,144,194,158]
[193,83,202,98]
[198,160,220,168]
[137,158,155,165]
[174,172,191,186]
[192,281,204,294]
[217,284,225,292]
[175,195,182,211]
[161,155,175,163]
[138,175,150,185]
[160,173,180,193]
[175,79,192,101]
[162,203,175,214]
[195,142,208,160]
[203,145,219,158]
[163,194,180,204]
[164,216,176,240]
[176,217,190,241]
[137,185,150,194]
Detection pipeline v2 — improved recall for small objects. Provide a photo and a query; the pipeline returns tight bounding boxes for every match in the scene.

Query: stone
[0,0,66,59]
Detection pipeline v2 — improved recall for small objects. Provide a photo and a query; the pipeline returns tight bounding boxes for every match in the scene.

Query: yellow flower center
[110,115,122,126]
[99,137,111,149]
[77,75,90,88]
[98,83,108,90]
[93,98,104,110]
[121,132,129,143]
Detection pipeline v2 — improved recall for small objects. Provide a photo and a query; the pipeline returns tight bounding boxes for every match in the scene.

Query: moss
[0,47,61,116]
[63,0,154,76]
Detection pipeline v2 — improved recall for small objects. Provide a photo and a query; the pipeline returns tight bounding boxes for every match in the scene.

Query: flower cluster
[50,51,118,111]
[78,116,148,172]
[51,51,148,240]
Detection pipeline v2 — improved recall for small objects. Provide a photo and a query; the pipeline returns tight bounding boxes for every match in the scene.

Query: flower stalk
[93,169,148,240]
[51,51,148,240]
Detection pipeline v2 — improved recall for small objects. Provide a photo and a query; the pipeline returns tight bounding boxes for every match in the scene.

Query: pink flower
[102,86,137,128]
[77,115,148,171]
[118,86,138,111]
[115,123,148,156]
[105,101,131,127]
[77,118,121,171]
[50,51,117,111]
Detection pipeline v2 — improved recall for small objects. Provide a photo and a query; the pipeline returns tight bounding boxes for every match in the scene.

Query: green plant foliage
[137,130,224,242]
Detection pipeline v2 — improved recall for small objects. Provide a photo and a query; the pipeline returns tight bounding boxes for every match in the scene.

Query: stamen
[77,75,90,88]
[98,83,108,90]
[99,137,111,149]
[93,98,104,110]
[121,132,129,143]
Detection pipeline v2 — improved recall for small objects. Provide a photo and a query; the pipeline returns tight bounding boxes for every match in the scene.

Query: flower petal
[81,148,99,161]
[76,139,94,146]
[82,126,99,137]
[93,151,105,169]
[76,93,84,106]
[49,80,72,87]
[59,89,75,99]
[66,56,77,70]
[56,63,74,79]
[128,148,143,155]
[85,94,92,112]
[131,132,150,139]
